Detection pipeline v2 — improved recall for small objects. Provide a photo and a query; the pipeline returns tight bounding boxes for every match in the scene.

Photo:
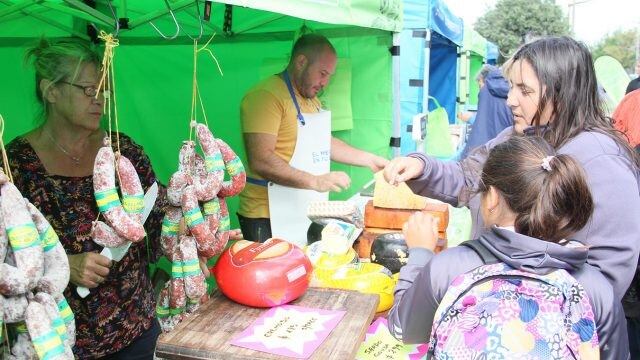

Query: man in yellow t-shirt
[238,34,388,242]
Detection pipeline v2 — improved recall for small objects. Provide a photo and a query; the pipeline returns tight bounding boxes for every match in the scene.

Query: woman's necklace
[43,128,82,165]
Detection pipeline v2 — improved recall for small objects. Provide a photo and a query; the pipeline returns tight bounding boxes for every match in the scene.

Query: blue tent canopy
[487,41,499,65]
[398,0,462,155]
[403,0,463,46]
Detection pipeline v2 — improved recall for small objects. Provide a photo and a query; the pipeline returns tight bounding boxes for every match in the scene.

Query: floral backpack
[428,240,600,359]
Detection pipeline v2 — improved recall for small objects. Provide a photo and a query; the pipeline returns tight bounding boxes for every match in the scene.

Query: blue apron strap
[282,71,305,125]
[246,177,269,187]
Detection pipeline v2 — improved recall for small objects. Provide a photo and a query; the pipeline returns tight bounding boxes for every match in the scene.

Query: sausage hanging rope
[91,32,147,245]
[96,31,121,153]
[189,35,223,141]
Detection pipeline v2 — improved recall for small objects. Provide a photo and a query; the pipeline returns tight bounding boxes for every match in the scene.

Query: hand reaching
[402,212,439,251]
[313,171,351,192]
[368,154,390,173]
[383,157,426,185]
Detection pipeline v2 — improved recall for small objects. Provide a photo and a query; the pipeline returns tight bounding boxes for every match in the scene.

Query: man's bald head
[289,34,336,66]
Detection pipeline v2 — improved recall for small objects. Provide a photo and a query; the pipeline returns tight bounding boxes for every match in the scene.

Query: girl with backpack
[388,135,629,359]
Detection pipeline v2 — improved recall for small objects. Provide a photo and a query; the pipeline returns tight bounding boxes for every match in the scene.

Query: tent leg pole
[391,32,401,158]
[417,29,431,154]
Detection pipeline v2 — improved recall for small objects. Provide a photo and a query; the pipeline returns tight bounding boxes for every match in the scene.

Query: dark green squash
[370,232,408,274]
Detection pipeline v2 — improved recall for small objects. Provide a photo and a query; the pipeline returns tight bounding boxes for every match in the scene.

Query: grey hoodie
[406,127,640,300]
[388,226,629,359]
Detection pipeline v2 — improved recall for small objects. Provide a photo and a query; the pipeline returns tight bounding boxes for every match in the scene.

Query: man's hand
[68,252,112,288]
[367,154,389,173]
[402,212,439,251]
[312,171,351,192]
[383,157,426,186]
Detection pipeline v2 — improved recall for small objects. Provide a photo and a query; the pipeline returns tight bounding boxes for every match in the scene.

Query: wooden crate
[156,288,379,360]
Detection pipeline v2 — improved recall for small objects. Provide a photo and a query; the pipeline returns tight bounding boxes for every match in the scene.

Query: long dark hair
[481,136,593,243]
[506,36,639,166]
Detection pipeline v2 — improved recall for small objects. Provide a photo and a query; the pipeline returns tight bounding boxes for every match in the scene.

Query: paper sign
[356,318,428,360]
[230,305,346,359]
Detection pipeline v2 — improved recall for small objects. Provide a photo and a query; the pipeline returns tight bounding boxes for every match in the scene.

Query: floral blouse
[7,133,166,359]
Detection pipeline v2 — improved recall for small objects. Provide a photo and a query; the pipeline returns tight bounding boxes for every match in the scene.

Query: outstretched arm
[245,132,350,193]
[330,137,388,172]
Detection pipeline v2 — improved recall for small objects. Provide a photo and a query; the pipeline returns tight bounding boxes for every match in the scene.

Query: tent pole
[0,0,90,40]
[63,0,117,27]
[417,29,431,154]
[127,0,194,29]
[187,10,222,33]
[120,0,127,19]
[391,32,401,158]
[40,2,113,28]
[234,14,287,35]
[0,0,36,21]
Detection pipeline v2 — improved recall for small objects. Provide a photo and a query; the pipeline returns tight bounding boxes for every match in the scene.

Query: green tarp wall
[459,25,487,109]
[0,1,400,228]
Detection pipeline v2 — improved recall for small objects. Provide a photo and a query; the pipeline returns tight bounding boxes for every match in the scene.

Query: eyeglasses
[59,81,109,97]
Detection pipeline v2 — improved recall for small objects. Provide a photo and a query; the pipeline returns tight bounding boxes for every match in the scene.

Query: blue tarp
[399,0,462,155]
[403,0,463,46]
[487,41,499,64]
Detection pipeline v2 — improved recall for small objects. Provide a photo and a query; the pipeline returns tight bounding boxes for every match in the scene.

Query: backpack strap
[460,239,500,264]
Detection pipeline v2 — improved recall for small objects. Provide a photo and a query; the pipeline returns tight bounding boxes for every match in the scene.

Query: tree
[591,29,639,73]
[475,0,571,62]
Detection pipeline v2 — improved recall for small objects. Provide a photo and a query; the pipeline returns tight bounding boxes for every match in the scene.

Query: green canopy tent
[0,0,402,226]
[457,24,487,111]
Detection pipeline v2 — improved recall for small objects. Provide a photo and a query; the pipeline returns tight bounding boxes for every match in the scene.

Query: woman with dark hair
[384,36,640,300]
[388,136,629,358]
[6,37,165,359]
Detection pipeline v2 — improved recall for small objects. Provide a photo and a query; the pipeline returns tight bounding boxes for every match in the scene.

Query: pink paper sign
[230,305,346,359]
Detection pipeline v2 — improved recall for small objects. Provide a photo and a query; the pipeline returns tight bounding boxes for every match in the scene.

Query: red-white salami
[25,301,69,359]
[93,146,145,242]
[34,292,74,358]
[0,263,30,296]
[25,202,70,296]
[1,182,44,290]
[116,154,144,222]
[216,139,246,198]
[169,244,186,311]
[192,154,221,202]
[167,171,191,207]
[3,295,28,323]
[179,235,206,300]
[160,206,182,262]
[91,220,128,248]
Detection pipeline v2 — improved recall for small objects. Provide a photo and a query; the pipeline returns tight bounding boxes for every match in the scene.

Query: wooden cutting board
[363,200,449,231]
[156,288,378,360]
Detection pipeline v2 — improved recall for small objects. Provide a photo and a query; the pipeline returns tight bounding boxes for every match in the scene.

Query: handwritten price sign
[230,305,345,359]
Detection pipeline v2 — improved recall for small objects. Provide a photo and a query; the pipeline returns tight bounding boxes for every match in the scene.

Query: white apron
[268,71,331,247]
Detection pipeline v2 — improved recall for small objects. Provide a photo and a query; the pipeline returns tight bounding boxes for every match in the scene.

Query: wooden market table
[156,287,379,360]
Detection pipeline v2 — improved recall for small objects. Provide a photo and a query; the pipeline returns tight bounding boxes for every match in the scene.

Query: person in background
[626,60,640,94]
[238,34,388,243]
[459,65,513,159]
[389,136,628,359]
[613,89,640,150]
[383,36,640,306]
[7,37,165,359]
